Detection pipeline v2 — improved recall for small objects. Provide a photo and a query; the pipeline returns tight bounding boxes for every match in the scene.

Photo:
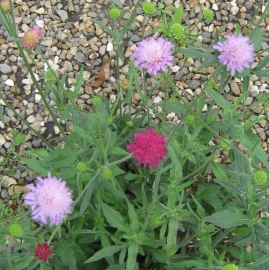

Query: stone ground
[0,0,269,201]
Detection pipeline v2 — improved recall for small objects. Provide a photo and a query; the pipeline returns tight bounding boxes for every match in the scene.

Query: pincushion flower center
[148,45,162,63]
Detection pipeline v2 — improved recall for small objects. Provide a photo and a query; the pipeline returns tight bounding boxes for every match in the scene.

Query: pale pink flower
[21,27,42,49]
[213,33,254,76]
[127,128,168,168]
[132,37,174,75]
[24,173,73,226]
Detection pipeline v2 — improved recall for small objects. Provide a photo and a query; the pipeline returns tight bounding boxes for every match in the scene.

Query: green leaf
[14,257,35,270]
[169,259,208,268]
[110,147,129,156]
[128,203,139,231]
[197,59,219,72]
[46,149,81,167]
[191,195,206,219]
[72,124,95,145]
[58,240,77,269]
[80,174,100,215]
[124,173,141,181]
[179,48,215,61]
[255,70,269,78]
[249,27,262,51]
[254,54,269,71]
[173,5,184,23]
[126,241,138,270]
[204,210,250,228]
[205,87,231,109]
[20,157,49,176]
[157,101,187,114]
[84,246,123,264]
[102,203,130,233]
[0,104,4,124]
[25,149,50,159]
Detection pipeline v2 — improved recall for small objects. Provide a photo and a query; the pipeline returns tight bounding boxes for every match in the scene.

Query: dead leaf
[88,62,110,88]
[18,6,23,16]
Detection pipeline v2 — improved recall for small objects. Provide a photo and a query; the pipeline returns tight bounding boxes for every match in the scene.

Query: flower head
[222,264,238,270]
[34,243,53,262]
[24,173,73,226]
[127,128,168,168]
[132,37,174,75]
[142,2,156,15]
[21,27,42,50]
[0,0,10,12]
[254,170,267,186]
[9,224,23,237]
[102,168,113,180]
[14,133,24,144]
[77,162,87,172]
[185,115,195,125]
[203,9,214,21]
[213,33,254,76]
[109,7,121,19]
[170,23,185,39]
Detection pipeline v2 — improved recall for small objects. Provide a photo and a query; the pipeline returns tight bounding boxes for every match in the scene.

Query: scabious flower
[34,243,53,262]
[0,0,10,12]
[24,173,73,226]
[14,133,24,144]
[21,27,42,50]
[132,37,174,75]
[213,33,254,76]
[127,128,168,168]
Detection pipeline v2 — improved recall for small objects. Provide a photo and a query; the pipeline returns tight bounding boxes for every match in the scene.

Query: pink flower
[127,128,168,168]
[21,27,42,50]
[213,33,254,76]
[34,242,53,262]
[132,37,174,75]
[24,173,73,226]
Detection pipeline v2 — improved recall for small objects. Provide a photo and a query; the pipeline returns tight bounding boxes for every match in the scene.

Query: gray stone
[0,64,12,74]
[74,52,87,63]
[130,35,140,42]
[56,10,69,22]
[174,71,183,81]
[188,80,201,90]
[32,139,42,148]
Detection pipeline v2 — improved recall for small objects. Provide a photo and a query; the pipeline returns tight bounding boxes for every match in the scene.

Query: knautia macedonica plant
[0,0,269,269]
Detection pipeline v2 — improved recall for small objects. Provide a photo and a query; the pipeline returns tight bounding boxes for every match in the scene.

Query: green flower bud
[9,224,23,237]
[203,9,214,21]
[125,120,134,127]
[102,168,113,180]
[220,139,231,150]
[185,115,195,125]
[92,96,102,105]
[14,133,24,144]
[222,264,238,270]
[109,7,121,19]
[142,2,156,15]
[77,162,87,172]
[106,116,113,123]
[169,97,178,104]
[1,0,11,12]
[134,232,146,244]
[170,23,184,39]
[254,170,267,186]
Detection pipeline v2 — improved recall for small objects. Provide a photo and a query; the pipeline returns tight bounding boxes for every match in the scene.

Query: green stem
[7,235,13,270]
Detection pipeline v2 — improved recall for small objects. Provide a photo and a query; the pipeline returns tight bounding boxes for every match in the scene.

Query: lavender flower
[132,37,174,75]
[24,173,73,226]
[213,33,254,76]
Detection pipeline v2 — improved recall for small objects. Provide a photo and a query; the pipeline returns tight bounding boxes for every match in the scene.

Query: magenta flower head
[21,27,42,50]
[24,173,73,226]
[132,36,174,75]
[127,128,168,168]
[34,242,53,262]
[213,33,254,76]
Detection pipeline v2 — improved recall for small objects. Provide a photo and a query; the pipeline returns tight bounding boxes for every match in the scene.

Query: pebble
[5,79,14,86]
[57,10,69,22]
[230,80,240,96]
[0,64,12,74]
[153,96,162,104]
